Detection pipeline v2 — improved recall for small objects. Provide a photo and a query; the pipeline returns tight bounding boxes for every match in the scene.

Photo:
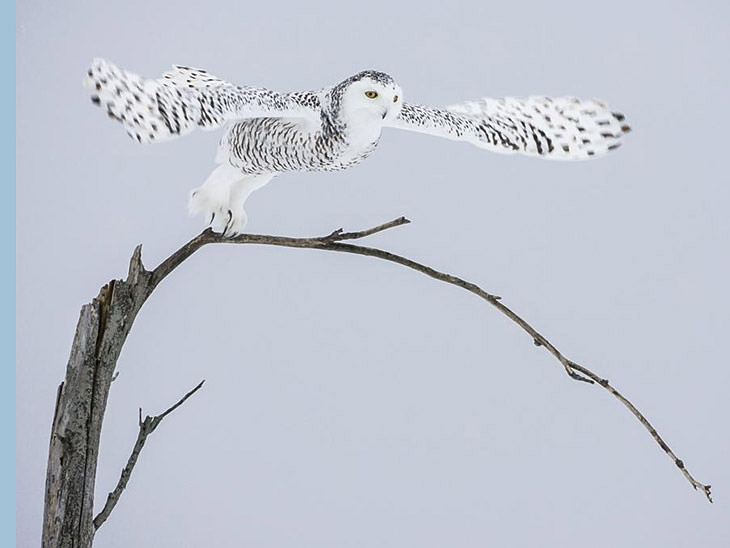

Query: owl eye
[364,91,378,99]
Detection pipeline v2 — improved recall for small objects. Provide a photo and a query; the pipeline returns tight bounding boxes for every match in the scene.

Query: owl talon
[188,167,271,235]
[221,210,233,237]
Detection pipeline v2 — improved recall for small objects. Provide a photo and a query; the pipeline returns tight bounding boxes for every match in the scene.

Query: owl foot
[189,166,274,235]
[221,209,248,237]
[191,193,248,237]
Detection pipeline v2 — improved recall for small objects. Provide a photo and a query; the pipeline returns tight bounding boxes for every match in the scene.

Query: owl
[85,59,630,235]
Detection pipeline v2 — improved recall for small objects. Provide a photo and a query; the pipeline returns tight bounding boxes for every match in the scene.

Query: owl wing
[385,97,630,160]
[83,58,321,144]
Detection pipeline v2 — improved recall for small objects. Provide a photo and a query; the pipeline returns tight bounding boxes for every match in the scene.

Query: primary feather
[83,58,317,143]
[387,97,630,160]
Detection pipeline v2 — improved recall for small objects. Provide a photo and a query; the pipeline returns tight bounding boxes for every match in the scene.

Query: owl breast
[219,118,380,175]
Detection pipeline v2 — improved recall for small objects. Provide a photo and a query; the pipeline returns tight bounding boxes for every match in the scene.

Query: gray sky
[17,1,730,546]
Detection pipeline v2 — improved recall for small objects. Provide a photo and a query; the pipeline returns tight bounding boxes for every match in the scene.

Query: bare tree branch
[148,219,710,501]
[44,215,711,548]
[93,380,205,530]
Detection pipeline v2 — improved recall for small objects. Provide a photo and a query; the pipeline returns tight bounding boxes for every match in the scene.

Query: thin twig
[322,216,411,241]
[93,380,205,530]
[141,217,710,502]
[566,361,712,501]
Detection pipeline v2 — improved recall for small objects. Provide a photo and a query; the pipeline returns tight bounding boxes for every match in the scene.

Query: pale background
[17,1,729,546]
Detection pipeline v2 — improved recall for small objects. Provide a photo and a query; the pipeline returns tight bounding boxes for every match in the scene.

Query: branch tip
[704,485,713,503]
[321,217,412,242]
[127,244,147,279]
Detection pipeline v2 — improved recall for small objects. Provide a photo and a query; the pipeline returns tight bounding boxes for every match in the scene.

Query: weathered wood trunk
[42,249,153,547]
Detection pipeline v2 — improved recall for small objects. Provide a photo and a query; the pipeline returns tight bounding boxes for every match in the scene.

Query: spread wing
[386,97,631,160]
[83,58,321,144]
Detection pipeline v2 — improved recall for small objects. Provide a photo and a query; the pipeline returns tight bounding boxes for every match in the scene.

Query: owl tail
[83,58,202,144]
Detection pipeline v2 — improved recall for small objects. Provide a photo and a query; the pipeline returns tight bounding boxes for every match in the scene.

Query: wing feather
[387,97,630,160]
[83,59,320,144]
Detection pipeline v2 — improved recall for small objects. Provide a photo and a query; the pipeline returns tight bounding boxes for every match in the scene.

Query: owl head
[335,70,403,123]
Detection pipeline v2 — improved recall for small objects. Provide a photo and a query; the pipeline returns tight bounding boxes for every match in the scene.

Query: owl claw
[188,167,267,235]
[221,210,233,237]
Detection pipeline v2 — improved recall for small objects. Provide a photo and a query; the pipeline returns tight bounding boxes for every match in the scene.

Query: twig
[322,216,411,241]
[565,361,712,501]
[142,218,712,502]
[93,380,205,530]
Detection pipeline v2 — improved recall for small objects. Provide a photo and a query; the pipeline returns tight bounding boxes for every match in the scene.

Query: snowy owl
[84,59,630,235]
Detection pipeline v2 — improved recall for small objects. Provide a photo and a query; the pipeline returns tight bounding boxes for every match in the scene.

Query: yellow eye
[393,95,399,103]
[364,90,378,99]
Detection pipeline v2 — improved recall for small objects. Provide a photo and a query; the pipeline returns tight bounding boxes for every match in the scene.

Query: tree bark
[42,249,154,547]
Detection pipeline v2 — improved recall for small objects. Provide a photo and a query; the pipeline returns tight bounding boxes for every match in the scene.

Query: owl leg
[188,164,244,233]
[223,173,276,236]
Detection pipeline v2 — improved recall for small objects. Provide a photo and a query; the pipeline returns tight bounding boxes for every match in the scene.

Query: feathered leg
[188,165,274,235]
[224,174,275,236]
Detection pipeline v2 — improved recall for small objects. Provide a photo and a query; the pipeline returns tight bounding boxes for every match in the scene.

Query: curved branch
[142,218,711,502]
[44,215,711,548]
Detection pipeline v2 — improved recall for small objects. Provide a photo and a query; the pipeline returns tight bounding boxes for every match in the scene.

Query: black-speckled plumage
[83,58,630,234]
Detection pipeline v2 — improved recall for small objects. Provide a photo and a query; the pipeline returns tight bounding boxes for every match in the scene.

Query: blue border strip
[5,2,16,546]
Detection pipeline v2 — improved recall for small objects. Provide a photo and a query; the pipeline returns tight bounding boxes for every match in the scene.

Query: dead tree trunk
[42,248,155,547]
[42,219,710,547]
